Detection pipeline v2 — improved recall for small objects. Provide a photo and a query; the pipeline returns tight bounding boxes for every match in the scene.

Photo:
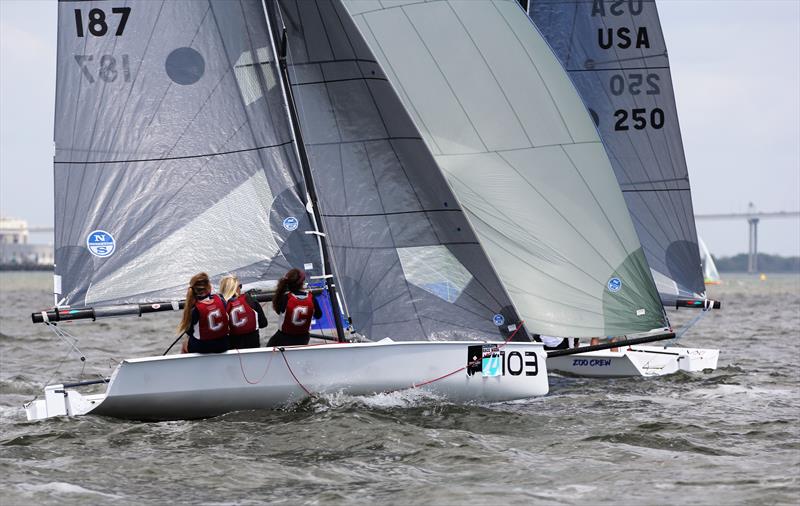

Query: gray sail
[53,0,320,306]
[272,0,526,342]
[527,0,705,304]
[342,0,667,338]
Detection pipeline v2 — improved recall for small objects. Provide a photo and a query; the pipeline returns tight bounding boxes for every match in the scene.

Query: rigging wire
[671,307,713,344]
[25,322,105,407]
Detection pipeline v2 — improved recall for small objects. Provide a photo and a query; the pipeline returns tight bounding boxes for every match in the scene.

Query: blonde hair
[177,272,210,335]
[219,275,239,301]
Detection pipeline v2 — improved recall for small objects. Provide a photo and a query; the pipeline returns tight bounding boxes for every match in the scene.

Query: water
[1,272,798,505]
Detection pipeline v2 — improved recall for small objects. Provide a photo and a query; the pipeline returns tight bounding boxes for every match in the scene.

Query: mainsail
[53,0,321,306]
[342,0,666,337]
[527,0,706,304]
[271,0,526,342]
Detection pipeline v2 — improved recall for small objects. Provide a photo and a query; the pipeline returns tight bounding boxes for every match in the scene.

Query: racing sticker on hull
[467,345,539,377]
[467,344,500,377]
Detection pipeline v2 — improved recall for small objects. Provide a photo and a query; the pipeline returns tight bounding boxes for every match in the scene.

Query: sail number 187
[74,7,131,37]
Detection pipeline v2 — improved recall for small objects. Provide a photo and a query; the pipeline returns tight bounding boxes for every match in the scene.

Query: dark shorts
[187,336,230,354]
[266,330,310,348]
[230,332,260,350]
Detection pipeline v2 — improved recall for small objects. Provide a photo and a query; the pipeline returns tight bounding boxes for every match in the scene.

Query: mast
[261,0,346,341]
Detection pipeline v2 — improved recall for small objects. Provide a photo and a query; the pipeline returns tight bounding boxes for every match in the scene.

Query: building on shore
[0,216,53,267]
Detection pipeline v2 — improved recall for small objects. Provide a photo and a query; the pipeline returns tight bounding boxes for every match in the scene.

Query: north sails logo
[283,216,299,231]
[86,230,115,258]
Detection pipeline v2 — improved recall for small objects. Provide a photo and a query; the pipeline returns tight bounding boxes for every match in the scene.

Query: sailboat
[518,0,721,375]
[699,237,722,285]
[341,0,715,377]
[26,0,550,422]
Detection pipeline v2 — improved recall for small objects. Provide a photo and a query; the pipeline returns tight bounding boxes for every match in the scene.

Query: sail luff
[261,0,347,340]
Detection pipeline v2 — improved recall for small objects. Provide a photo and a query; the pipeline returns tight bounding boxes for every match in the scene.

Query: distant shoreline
[0,265,53,272]
[715,254,800,273]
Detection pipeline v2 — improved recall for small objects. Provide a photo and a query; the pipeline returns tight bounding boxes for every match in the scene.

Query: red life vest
[194,295,228,340]
[227,295,257,336]
[280,292,314,336]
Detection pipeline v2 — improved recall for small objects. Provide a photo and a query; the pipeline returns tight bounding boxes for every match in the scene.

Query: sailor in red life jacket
[219,275,268,349]
[266,268,322,348]
[177,272,230,354]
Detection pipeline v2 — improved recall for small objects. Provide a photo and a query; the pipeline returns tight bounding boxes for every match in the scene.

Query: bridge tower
[747,203,759,273]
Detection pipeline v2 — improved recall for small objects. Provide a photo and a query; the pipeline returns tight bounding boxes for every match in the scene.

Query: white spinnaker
[86,171,279,304]
[343,0,665,337]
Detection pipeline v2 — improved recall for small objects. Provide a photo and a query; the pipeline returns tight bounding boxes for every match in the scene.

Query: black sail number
[614,108,664,131]
[74,7,131,37]
[609,73,661,96]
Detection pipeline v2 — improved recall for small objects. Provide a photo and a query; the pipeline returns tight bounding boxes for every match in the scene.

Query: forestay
[342,0,666,337]
[272,0,526,342]
[53,0,320,306]
[527,0,705,304]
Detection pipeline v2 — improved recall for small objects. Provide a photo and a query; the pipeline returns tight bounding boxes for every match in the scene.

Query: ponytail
[177,272,210,334]
[272,276,290,314]
[273,268,305,313]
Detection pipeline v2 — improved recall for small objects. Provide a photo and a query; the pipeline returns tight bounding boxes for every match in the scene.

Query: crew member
[177,272,230,354]
[535,334,570,351]
[220,275,267,349]
[267,268,322,347]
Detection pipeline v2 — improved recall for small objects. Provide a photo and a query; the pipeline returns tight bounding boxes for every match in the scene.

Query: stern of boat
[25,384,107,421]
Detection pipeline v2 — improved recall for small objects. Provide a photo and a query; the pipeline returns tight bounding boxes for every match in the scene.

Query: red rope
[236,348,276,385]
[279,348,315,397]
[407,321,524,390]
[274,321,527,398]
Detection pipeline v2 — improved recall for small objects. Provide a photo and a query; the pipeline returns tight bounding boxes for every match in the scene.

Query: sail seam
[447,1,534,148]
[322,209,460,217]
[568,66,670,72]
[294,76,388,86]
[399,5,489,152]
[54,141,294,165]
[291,57,378,66]
[621,188,691,193]
[306,136,423,146]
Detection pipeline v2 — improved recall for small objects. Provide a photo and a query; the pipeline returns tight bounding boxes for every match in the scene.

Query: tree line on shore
[714,253,800,273]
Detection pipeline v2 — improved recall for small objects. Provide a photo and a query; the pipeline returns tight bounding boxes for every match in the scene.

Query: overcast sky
[1,0,798,256]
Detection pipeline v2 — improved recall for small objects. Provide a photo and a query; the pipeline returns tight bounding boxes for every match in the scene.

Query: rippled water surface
[1,272,798,505]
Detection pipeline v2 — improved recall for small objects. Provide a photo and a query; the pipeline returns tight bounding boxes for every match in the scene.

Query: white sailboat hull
[25,341,548,421]
[547,346,719,378]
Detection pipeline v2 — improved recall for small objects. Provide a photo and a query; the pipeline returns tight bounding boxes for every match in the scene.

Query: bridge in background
[695,204,800,273]
[10,206,800,274]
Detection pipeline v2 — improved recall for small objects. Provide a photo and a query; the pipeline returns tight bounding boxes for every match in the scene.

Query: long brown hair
[177,272,211,334]
[273,268,305,313]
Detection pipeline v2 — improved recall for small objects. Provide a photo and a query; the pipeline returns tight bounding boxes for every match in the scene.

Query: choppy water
[1,272,798,505]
